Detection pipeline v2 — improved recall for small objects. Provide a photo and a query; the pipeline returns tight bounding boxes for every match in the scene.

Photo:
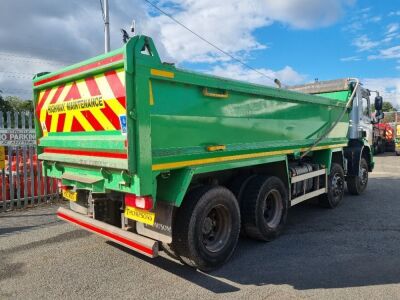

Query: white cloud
[353,35,379,52]
[363,77,400,107]
[142,0,354,64]
[143,1,270,64]
[340,56,361,62]
[368,45,400,60]
[210,63,306,86]
[0,0,353,98]
[387,23,399,34]
[258,0,354,29]
[343,7,381,33]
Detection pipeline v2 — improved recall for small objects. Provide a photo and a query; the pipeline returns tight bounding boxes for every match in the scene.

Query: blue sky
[0,0,399,106]
[152,0,400,106]
[246,3,400,80]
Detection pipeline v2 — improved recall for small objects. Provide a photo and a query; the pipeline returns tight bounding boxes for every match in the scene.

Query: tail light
[58,181,69,191]
[125,194,153,211]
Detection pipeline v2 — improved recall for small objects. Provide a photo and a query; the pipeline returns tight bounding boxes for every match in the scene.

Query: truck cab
[290,79,383,194]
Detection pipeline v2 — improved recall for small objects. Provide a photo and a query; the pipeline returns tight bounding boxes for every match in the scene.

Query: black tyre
[241,176,288,241]
[228,174,257,237]
[377,139,385,154]
[396,151,400,156]
[347,158,369,195]
[172,186,240,272]
[373,144,379,155]
[228,174,256,207]
[319,163,345,208]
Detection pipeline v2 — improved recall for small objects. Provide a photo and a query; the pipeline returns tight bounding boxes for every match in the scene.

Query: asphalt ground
[1,153,400,299]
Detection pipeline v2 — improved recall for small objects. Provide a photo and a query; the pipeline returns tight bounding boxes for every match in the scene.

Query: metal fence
[0,111,59,211]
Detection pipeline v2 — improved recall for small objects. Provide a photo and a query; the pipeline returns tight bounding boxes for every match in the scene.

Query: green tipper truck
[33,35,383,271]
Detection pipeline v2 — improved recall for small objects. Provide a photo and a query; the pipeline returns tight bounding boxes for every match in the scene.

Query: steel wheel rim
[201,204,231,253]
[359,166,368,186]
[332,173,344,197]
[263,189,283,228]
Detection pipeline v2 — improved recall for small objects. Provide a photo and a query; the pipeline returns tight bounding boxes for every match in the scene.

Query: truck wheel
[319,163,345,208]
[241,176,288,241]
[378,140,385,154]
[347,158,368,195]
[228,174,256,207]
[172,186,240,272]
[228,174,257,237]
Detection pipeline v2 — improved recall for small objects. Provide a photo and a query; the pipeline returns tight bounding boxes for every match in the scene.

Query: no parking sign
[0,129,36,146]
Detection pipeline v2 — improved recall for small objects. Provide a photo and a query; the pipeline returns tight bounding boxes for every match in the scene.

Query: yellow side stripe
[152,143,347,171]
[149,80,154,105]
[151,69,174,79]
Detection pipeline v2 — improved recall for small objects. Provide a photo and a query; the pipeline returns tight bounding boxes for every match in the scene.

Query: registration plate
[124,206,155,226]
[62,190,77,202]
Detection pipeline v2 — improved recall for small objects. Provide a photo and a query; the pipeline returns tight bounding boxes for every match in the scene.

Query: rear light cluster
[125,194,153,211]
[58,181,69,191]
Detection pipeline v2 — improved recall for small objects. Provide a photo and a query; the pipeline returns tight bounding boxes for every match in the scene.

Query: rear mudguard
[344,140,373,176]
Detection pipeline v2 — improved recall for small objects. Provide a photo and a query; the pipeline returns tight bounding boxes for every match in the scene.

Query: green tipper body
[33,35,353,206]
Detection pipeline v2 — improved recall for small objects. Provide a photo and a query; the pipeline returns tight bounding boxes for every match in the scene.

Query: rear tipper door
[33,50,131,192]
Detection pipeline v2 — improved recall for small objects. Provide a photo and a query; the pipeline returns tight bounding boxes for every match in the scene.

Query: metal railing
[0,111,59,211]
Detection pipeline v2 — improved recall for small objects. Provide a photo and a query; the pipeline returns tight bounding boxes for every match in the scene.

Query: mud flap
[136,201,174,243]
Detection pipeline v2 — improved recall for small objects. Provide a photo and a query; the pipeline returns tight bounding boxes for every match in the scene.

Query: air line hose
[300,78,360,159]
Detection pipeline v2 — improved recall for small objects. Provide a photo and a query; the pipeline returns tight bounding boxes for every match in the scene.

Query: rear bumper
[57,207,158,258]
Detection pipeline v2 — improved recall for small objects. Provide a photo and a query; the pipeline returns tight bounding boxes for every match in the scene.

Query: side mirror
[374,95,383,111]
[374,110,384,123]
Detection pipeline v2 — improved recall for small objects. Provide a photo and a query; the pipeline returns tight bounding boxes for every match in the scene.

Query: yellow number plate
[124,206,155,226]
[62,190,77,202]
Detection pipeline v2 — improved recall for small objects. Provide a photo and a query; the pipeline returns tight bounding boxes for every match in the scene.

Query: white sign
[0,129,36,146]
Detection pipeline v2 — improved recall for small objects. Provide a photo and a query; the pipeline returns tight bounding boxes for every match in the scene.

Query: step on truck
[33,35,383,271]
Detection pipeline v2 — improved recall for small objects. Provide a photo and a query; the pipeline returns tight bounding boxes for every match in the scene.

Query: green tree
[0,94,34,127]
[0,92,13,113]
[4,96,34,113]
[382,101,396,112]
[371,101,397,113]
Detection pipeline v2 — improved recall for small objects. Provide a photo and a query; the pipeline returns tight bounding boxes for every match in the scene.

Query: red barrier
[1,154,58,201]
[0,177,11,200]
[19,177,58,198]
